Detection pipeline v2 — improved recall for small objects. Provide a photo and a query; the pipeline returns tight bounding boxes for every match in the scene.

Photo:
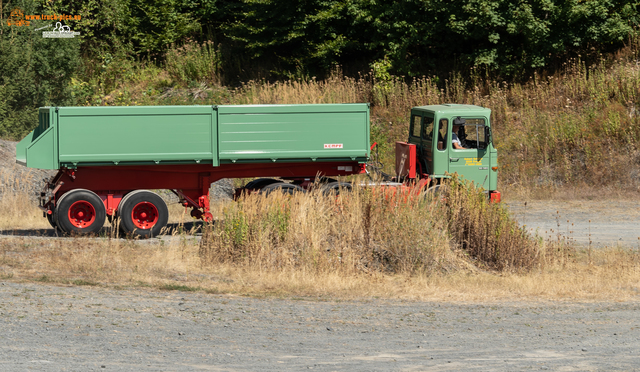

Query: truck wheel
[318,177,338,184]
[55,189,106,235]
[46,212,58,230]
[118,190,168,238]
[260,182,305,196]
[244,178,281,191]
[321,182,352,196]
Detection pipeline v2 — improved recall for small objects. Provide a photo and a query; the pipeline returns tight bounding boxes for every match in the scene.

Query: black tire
[117,190,168,238]
[113,191,134,235]
[55,189,106,235]
[318,177,338,184]
[244,178,281,191]
[426,184,447,194]
[260,182,305,196]
[321,182,352,196]
[46,212,58,230]
[292,177,337,186]
[51,191,69,232]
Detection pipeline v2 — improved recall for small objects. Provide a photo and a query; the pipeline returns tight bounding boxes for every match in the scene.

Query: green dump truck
[16,103,499,237]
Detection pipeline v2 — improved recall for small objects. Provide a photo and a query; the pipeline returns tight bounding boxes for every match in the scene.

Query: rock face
[210,178,234,201]
[0,139,56,201]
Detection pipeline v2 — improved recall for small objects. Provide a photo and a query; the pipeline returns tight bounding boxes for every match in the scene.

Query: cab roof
[412,104,490,115]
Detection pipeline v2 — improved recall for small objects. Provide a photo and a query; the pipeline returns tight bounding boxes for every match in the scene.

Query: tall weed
[165,41,221,86]
[200,183,550,274]
[444,176,550,271]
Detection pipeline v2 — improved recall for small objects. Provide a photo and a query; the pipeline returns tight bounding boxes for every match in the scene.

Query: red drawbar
[490,190,501,203]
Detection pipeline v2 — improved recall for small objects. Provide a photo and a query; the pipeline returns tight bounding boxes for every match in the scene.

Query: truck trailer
[16,103,499,237]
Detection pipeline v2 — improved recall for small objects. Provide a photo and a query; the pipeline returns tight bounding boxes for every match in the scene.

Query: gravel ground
[507,200,640,248]
[1,282,639,371]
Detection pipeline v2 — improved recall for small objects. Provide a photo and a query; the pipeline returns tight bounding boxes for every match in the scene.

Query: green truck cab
[406,104,498,193]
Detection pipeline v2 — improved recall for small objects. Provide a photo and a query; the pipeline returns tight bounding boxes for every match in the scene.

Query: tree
[0,0,81,139]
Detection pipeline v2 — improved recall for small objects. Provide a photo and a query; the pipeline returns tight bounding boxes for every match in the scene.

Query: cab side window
[410,115,422,138]
[422,116,434,141]
[437,119,448,150]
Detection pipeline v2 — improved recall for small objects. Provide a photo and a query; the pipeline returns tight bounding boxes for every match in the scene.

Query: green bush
[444,176,544,271]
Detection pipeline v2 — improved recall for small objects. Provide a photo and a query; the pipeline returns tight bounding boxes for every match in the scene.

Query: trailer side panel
[217,104,370,163]
[56,106,216,167]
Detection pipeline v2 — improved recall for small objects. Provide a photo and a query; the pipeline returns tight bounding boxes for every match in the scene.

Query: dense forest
[1,0,639,191]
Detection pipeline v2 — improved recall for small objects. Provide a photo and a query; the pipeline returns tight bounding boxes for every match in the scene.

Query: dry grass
[1,186,637,302]
[200,187,459,276]
[0,235,638,302]
[200,178,560,275]
[0,191,49,230]
[0,165,50,230]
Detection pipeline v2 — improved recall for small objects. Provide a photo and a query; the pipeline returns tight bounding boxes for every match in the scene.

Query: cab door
[407,112,435,175]
[448,118,491,189]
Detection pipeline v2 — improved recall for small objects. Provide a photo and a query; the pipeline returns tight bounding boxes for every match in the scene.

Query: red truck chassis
[41,161,366,235]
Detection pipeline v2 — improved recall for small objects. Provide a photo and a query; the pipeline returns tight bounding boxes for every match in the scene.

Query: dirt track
[1,282,639,371]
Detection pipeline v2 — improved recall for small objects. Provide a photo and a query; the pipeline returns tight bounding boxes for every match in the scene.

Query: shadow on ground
[0,221,207,239]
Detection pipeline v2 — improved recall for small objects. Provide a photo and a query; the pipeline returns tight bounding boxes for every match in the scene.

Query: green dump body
[16,104,370,169]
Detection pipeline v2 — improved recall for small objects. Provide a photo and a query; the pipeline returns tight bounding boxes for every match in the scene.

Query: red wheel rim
[68,201,96,228]
[131,202,159,230]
